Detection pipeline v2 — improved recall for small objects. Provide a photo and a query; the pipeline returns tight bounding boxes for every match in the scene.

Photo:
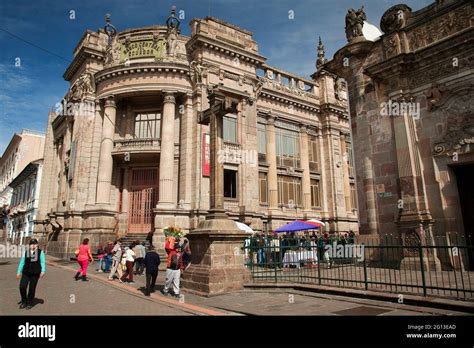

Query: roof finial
[104,13,117,45]
[166,5,181,34]
[316,36,327,70]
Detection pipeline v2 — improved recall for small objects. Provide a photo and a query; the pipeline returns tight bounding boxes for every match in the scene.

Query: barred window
[310,179,321,208]
[278,175,302,206]
[308,135,319,172]
[347,142,354,177]
[134,113,161,139]
[259,172,268,204]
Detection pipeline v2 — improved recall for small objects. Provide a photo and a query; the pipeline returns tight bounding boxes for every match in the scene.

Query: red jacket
[167,250,184,271]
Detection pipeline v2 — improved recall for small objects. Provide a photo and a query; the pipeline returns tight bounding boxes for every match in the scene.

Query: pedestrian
[134,241,146,275]
[161,243,184,298]
[108,239,123,281]
[96,244,106,272]
[17,239,45,309]
[182,238,191,271]
[120,244,136,284]
[146,231,154,248]
[144,246,161,296]
[74,238,94,281]
[103,241,114,273]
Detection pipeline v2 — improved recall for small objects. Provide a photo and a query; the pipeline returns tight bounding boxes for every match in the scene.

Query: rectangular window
[350,183,357,210]
[310,179,321,208]
[277,175,302,206]
[308,135,320,172]
[259,172,268,204]
[347,142,354,177]
[134,113,161,139]
[276,125,300,168]
[257,123,266,162]
[223,114,237,143]
[224,169,238,199]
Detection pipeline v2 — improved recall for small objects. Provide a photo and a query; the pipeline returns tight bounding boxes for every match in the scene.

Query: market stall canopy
[236,222,254,233]
[274,219,324,233]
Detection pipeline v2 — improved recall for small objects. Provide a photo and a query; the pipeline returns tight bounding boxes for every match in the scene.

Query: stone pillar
[96,96,116,204]
[340,134,352,212]
[299,124,312,211]
[157,91,176,209]
[181,89,250,296]
[178,94,194,209]
[122,167,129,213]
[266,115,278,211]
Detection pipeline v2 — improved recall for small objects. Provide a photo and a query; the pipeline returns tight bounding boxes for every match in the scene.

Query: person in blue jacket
[16,238,45,309]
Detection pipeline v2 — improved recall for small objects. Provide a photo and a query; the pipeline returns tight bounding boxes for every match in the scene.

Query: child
[96,244,105,272]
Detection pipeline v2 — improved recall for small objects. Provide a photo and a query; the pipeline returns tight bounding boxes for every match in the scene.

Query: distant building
[0,130,45,241]
[7,160,43,244]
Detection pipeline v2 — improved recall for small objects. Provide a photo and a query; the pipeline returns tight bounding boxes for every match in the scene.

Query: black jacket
[144,251,161,274]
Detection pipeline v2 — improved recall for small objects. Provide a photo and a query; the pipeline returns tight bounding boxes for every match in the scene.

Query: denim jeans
[104,254,112,272]
[97,257,104,271]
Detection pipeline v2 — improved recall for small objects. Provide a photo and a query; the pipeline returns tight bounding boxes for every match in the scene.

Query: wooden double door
[128,167,159,234]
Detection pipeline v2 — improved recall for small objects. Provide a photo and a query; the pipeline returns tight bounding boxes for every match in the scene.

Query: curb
[45,259,230,316]
[244,282,474,314]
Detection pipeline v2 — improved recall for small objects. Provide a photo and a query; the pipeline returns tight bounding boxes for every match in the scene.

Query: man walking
[134,241,146,275]
[108,239,123,281]
[17,239,45,309]
[103,241,114,273]
[120,244,136,284]
[143,246,161,296]
[161,243,184,298]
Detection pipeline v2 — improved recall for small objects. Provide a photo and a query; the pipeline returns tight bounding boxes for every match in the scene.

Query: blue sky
[0,0,432,154]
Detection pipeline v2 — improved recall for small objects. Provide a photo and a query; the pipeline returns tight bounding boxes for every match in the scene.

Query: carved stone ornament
[67,72,96,101]
[334,78,346,101]
[433,92,474,157]
[190,61,204,85]
[408,6,473,51]
[380,4,411,33]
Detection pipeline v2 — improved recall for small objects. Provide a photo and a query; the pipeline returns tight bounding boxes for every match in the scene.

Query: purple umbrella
[274,220,323,233]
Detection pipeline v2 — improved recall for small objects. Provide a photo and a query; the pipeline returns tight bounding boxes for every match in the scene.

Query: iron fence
[242,234,474,300]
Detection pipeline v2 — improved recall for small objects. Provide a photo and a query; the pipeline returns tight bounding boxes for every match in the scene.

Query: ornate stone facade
[34,9,358,261]
[324,0,474,270]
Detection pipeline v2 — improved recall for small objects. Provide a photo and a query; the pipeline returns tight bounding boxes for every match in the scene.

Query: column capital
[104,96,116,109]
[299,123,308,133]
[163,91,176,104]
[266,114,276,125]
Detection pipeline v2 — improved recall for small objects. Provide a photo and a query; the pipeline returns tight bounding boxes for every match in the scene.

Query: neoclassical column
[299,124,312,211]
[266,115,278,211]
[157,91,176,208]
[96,96,117,204]
[340,134,352,211]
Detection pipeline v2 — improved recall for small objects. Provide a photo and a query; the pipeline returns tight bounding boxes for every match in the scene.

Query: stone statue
[190,61,204,85]
[334,78,345,100]
[67,72,95,101]
[166,26,178,57]
[345,6,366,42]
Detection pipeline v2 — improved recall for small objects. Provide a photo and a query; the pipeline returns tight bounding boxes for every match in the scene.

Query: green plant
[164,226,183,238]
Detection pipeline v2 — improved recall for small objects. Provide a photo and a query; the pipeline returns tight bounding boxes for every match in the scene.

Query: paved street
[1,256,471,316]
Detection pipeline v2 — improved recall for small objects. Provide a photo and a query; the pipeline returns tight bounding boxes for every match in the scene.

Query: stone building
[0,129,45,241]
[7,160,43,244]
[323,0,474,269]
[35,7,358,258]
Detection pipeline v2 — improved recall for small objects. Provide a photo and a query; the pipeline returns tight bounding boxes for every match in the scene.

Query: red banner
[203,133,210,177]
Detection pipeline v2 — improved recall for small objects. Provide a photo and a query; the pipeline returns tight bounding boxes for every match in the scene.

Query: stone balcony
[112,138,179,156]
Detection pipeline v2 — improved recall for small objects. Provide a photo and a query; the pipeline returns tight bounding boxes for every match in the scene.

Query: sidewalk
[34,256,472,316]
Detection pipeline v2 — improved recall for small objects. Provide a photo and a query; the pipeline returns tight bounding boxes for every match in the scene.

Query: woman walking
[74,238,94,281]
[17,239,45,309]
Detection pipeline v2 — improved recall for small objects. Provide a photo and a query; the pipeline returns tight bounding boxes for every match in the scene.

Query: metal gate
[128,167,159,233]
